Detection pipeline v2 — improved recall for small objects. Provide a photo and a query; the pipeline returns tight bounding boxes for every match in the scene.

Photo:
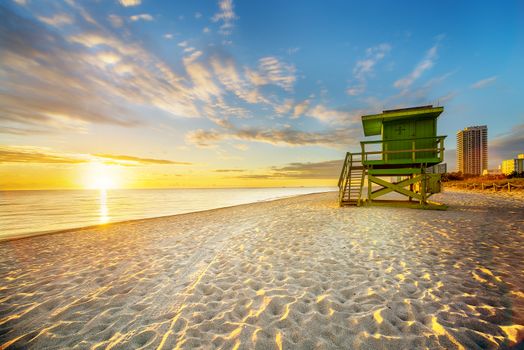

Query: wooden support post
[422,174,427,205]
[409,174,413,202]
[481,183,484,190]
[508,183,511,192]
[412,141,416,162]
[368,173,372,205]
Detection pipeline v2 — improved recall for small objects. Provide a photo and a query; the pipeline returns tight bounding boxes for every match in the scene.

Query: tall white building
[456,125,488,175]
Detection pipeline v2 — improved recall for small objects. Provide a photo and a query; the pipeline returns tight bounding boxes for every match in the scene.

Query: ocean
[0,187,333,240]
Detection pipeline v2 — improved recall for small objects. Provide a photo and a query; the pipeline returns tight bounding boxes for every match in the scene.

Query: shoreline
[0,191,336,243]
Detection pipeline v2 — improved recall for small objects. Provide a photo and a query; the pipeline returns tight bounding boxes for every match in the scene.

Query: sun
[91,175,114,190]
[85,162,119,190]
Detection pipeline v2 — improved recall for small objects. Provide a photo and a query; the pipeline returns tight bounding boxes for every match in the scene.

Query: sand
[0,190,523,349]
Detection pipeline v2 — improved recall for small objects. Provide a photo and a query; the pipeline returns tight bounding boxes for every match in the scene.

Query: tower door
[383,120,415,161]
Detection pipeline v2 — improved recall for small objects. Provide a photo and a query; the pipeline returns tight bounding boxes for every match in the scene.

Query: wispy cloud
[234,159,343,180]
[394,43,439,91]
[471,76,497,89]
[270,160,343,179]
[0,145,190,166]
[186,124,360,148]
[93,154,191,165]
[108,14,124,28]
[130,14,153,22]
[37,13,73,27]
[2,5,239,135]
[0,145,87,164]
[118,0,141,7]
[211,57,267,104]
[347,43,391,96]
[305,105,362,125]
[490,123,524,164]
[245,56,296,92]
[214,169,245,172]
[212,0,236,35]
[292,100,310,117]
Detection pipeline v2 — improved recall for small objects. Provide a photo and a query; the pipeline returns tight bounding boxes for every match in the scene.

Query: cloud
[37,13,73,27]
[245,56,296,91]
[235,159,343,180]
[2,5,247,135]
[270,159,343,179]
[0,145,190,167]
[186,125,360,148]
[93,154,191,165]
[347,43,391,96]
[118,0,141,7]
[292,100,310,117]
[212,0,236,35]
[108,14,124,28]
[287,47,300,55]
[195,12,202,19]
[164,33,173,39]
[305,105,361,125]
[471,76,497,89]
[490,123,524,164]
[214,169,245,172]
[354,44,391,80]
[130,14,153,22]
[394,44,438,90]
[211,57,266,104]
[274,99,294,115]
[0,145,87,164]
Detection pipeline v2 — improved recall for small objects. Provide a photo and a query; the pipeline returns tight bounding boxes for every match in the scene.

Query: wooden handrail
[359,136,445,163]
[362,147,444,155]
[338,152,351,189]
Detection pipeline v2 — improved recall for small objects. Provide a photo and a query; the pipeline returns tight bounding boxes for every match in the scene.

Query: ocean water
[0,187,333,240]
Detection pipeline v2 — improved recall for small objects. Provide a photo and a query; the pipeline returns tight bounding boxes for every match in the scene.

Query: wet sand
[0,191,523,349]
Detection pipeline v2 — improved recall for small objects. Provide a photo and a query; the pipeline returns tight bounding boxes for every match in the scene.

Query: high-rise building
[456,125,488,175]
[501,153,524,175]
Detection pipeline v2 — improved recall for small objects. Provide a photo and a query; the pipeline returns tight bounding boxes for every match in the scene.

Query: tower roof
[361,105,444,136]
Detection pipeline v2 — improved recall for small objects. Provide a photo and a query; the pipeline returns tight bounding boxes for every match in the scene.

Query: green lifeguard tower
[338,105,447,209]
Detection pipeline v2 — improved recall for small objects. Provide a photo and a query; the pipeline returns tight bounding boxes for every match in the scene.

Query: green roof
[362,105,444,136]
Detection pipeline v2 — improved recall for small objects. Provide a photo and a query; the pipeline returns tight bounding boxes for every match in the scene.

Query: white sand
[0,191,523,349]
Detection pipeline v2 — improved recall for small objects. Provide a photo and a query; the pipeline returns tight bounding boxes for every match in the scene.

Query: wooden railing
[338,152,351,189]
[360,136,446,164]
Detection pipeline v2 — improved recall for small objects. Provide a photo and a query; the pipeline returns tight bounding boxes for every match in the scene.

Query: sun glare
[85,162,119,190]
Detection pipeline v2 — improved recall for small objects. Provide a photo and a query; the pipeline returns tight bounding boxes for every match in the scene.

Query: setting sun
[85,163,119,190]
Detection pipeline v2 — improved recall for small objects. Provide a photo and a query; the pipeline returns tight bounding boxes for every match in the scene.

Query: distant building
[427,163,447,174]
[456,125,488,175]
[501,153,524,175]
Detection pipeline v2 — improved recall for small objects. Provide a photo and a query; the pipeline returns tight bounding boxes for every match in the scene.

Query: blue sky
[1,0,523,188]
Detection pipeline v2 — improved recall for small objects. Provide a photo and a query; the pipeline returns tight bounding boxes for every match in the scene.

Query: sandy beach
[1,191,523,349]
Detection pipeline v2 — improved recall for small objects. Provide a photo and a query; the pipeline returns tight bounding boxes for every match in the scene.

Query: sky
[1,0,523,190]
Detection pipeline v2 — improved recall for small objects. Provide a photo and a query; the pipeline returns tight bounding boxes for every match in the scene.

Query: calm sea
[0,187,333,240]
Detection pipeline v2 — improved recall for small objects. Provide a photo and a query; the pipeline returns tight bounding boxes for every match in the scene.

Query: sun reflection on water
[99,189,110,224]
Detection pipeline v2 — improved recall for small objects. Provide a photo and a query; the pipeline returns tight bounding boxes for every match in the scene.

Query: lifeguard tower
[338,105,447,209]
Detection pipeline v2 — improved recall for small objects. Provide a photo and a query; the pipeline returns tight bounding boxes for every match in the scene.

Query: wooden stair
[338,153,365,206]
